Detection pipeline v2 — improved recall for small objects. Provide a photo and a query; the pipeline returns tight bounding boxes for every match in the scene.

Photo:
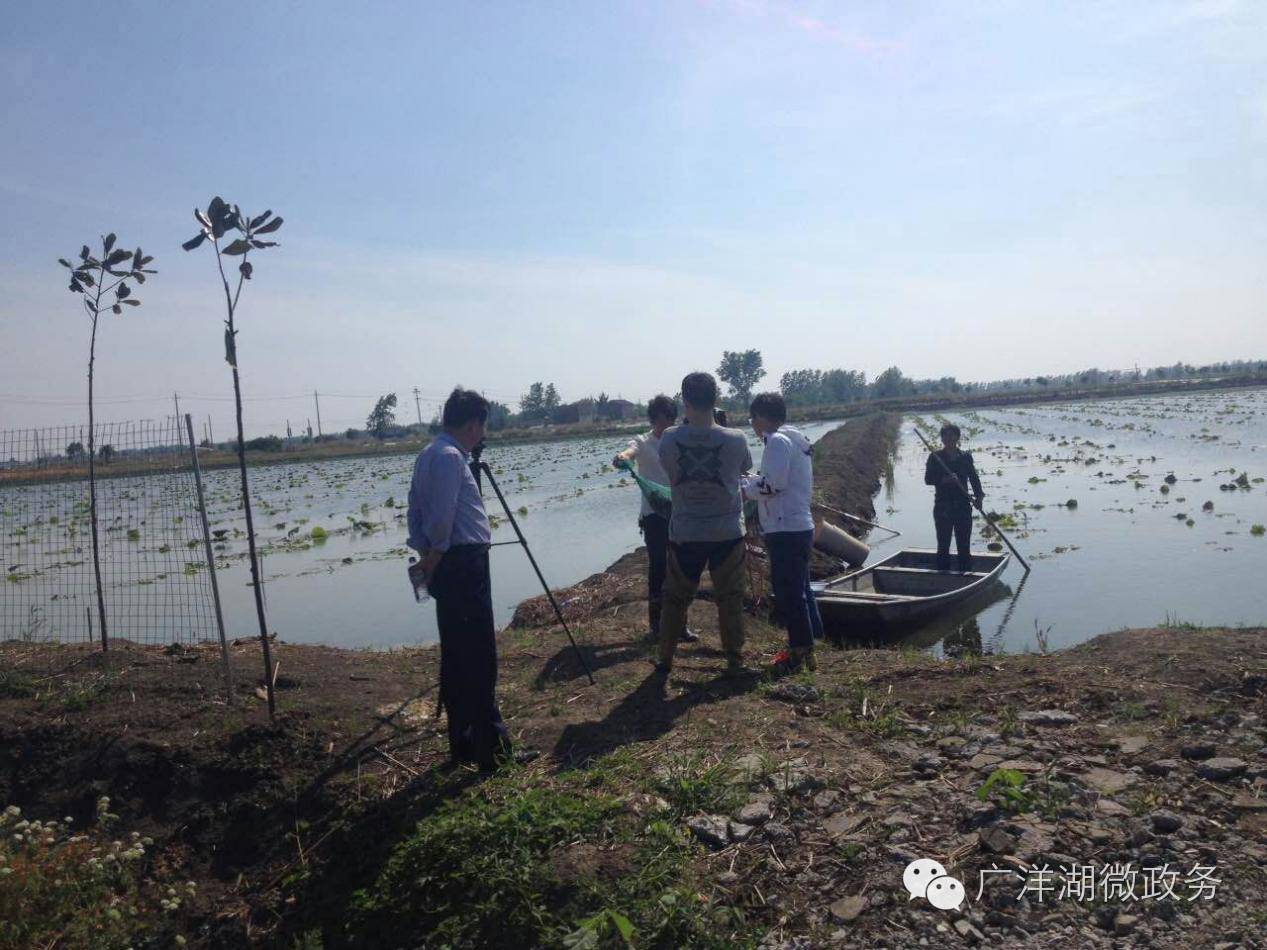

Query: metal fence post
[185,414,234,702]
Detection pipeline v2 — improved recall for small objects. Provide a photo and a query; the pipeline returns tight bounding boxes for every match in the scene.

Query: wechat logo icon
[903,858,966,910]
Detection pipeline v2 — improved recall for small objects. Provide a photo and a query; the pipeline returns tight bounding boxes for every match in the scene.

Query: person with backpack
[612,394,699,645]
[655,372,753,679]
[743,392,825,674]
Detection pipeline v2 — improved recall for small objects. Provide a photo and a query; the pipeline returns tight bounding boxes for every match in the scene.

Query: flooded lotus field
[5,390,1264,654]
[867,387,1267,655]
[2,420,845,649]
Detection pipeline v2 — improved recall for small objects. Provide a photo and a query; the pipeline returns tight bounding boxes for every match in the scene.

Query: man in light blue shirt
[406,387,510,770]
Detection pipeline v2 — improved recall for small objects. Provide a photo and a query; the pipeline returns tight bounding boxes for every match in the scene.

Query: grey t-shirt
[658,422,753,543]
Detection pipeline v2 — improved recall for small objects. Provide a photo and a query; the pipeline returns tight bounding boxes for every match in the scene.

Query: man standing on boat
[655,372,753,679]
[743,392,825,673]
[612,394,699,645]
[924,422,985,573]
[407,387,513,770]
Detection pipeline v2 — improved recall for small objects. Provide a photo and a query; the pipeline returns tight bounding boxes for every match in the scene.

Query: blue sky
[1,1,1264,434]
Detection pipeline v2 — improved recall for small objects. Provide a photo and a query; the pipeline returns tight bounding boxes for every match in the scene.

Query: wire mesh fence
[0,417,221,645]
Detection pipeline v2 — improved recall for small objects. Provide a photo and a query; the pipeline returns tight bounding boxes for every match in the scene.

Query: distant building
[554,398,596,425]
[599,398,638,421]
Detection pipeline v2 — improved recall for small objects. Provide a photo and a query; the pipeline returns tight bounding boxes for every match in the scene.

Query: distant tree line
[183,355,1267,450]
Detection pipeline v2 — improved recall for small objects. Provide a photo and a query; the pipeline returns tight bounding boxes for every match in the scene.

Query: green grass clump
[1251,524,1265,537]
[344,761,755,949]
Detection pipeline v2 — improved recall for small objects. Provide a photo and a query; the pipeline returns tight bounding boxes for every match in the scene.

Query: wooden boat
[812,548,1009,630]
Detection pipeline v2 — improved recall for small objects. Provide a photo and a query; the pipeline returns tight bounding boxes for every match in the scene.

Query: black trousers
[934,506,973,572]
[640,513,670,605]
[428,544,511,768]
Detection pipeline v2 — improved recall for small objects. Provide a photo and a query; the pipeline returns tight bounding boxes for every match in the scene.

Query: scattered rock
[1081,767,1134,795]
[735,801,772,825]
[913,754,945,775]
[1231,792,1267,812]
[1114,914,1139,936]
[731,752,767,782]
[1150,810,1184,833]
[768,761,823,794]
[811,789,841,811]
[1146,759,1180,776]
[763,821,796,844]
[954,918,986,944]
[1196,757,1247,781]
[728,820,756,843]
[1018,710,1078,726]
[769,682,821,704]
[1095,799,1132,818]
[1113,735,1148,755]
[1182,743,1217,761]
[824,811,868,838]
[828,894,867,924]
[979,826,1017,854]
[686,815,731,849]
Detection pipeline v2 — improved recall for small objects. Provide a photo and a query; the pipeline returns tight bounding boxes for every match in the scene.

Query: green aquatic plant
[1252,525,1266,537]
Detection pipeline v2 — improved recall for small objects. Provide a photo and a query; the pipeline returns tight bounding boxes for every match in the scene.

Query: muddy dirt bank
[2,616,1264,948]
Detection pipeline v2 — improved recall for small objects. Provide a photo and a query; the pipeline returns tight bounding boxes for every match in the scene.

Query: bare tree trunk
[87,312,108,652]
[232,360,275,716]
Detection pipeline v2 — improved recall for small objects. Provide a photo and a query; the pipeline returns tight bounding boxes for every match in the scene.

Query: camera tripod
[472,449,595,685]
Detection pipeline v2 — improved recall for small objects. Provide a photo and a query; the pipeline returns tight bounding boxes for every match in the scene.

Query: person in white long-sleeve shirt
[611,395,698,644]
[742,392,824,673]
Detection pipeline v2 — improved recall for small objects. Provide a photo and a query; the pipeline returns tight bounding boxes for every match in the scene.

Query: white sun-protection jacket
[742,424,815,533]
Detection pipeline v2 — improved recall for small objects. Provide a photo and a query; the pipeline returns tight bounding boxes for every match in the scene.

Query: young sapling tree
[58,236,156,651]
[183,197,283,717]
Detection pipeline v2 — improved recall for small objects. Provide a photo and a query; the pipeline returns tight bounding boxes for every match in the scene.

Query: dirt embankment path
[2,621,1264,948]
[510,413,901,628]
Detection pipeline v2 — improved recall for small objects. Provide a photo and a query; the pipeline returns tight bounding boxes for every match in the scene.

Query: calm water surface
[867,388,1267,655]
[203,419,848,648]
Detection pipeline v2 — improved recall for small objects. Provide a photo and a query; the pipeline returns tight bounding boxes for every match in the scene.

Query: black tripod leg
[480,463,596,685]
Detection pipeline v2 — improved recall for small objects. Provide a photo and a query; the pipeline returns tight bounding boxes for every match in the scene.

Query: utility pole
[413,386,423,428]
[314,390,323,437]
[207,414,214,445]
[173,392,181,429]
